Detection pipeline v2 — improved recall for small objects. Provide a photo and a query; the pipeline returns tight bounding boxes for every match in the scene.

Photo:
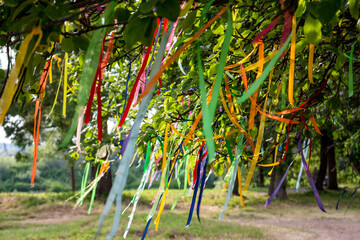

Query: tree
[1,0,360,238]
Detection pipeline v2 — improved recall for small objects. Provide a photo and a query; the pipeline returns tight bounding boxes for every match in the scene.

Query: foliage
[1,0,360,238]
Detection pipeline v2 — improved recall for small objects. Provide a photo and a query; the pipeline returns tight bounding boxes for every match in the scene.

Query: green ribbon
[143,140,152,173]
[88,163,101,214]
[219,132,244,221]
[95,22,174,240]
[80,161,90,205]
[235,28,295,104]
[198,2,233,163]
[60,1,116,147]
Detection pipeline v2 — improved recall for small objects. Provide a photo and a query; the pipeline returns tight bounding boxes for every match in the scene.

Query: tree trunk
[70,165,75,192]
[268,164,287,200]
[232,172,240,196]
[268,168,276,195]
[259,167,265,187]
[315,130,328,191]
[327,130,338,190]
[91,164,112,201]
[353,161,360,176]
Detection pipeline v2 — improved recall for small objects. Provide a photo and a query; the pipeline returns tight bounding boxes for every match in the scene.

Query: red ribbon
[118,20,160,127]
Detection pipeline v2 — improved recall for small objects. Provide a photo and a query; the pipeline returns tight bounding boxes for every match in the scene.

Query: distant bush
[0,155,83,193]
[49,181,71,193]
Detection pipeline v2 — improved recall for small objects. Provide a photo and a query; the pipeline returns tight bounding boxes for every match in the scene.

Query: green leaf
[328,97,341,111]
[249,127,258,139]
[73,35,90,51]
[139,0,158,13]
[141,17,157,46]
[70,152,79,160]
[44,5,61,21]
[303,109,312,119]
[304,16,322,45]
[214,162,224,176]
[350,0,360,19]
[308,0,341,24]
[295,0,306,17]
[4,0,18,7]
[181,10,197,31]
[124,15,157,48]
[48,32,59,42]
[181,78,193,93]
[123,15,145,48]
[156,0,180,22]
[0,69,5,81]
[11,0,33,21]
[115,7,131,22]
[61,38,74,53]
[179,0,194,17]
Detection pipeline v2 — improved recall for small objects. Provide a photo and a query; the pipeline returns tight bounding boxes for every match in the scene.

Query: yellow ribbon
[63,22,69,116]
[0,26,42,125]
[308,44,314,84]
[248,41,264,129]
[237,166,244,207]
[288,15,296,106]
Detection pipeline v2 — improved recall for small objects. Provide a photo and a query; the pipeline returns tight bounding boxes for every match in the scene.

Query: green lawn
[0,188,359,239]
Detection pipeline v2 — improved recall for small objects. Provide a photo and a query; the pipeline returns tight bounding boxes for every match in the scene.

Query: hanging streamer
[123,141,159,239]
[198,3,233,163]
[84,35,106,141]
[31,59,51,187]
[298,135,326,212]
[136,5,229,104]
[63,22,69,116]
[95,22,174,240]
[288,15,296,106]
[219,133,244,221]
[47,57,63,119]
[240,65,301,124]
[265,160,294,208]
[186,145,204,227]
[308,44,314,84]
[60,2,115,147]
[196,152,208,222]
[249,40,264,129]
[235,27,295,104]
[253,15,281,43]
[0,26,42,125]
[80,161,91,205]
[243,80,268,191]
[76,106,85,152]
[118,20,160,127]
[296,138,310,192]
[88,163,101,214]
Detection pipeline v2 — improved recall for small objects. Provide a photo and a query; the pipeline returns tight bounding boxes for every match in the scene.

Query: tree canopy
[1,0,360,238]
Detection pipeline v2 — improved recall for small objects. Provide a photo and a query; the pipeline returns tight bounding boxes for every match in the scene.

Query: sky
[0,49,13,144]
[0,126,11,144]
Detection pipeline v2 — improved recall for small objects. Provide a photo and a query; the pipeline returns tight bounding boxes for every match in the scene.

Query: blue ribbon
[186,145,204,227]
[196,156,208,222]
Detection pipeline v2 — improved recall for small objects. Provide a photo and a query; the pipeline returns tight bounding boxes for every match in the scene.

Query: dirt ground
[1,192,359,240]
[224,206,360,240]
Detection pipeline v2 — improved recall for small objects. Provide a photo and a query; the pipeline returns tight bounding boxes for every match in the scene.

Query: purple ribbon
[265,160,294,208]
[298,135,326,213]
[120,128,132,156]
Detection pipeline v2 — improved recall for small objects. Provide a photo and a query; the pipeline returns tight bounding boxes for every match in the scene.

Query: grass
[0,188,359,239]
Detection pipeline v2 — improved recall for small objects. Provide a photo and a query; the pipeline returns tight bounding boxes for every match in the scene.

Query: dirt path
[1,192,359,240]
[209,204,360,240]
